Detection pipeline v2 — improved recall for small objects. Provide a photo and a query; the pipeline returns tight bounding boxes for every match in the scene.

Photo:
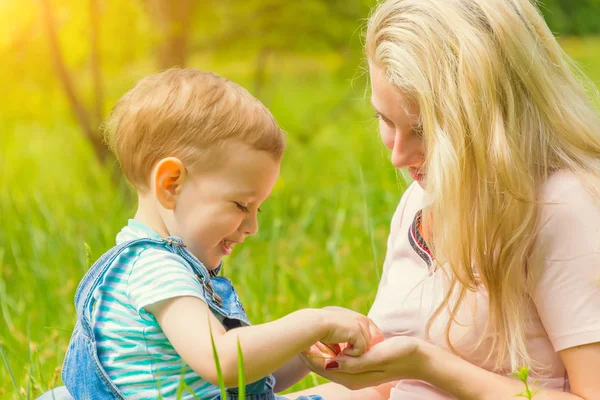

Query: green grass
[209,318,227,400]
[512,367,539,399]
[560,36,600,85]
[1,37,599,399]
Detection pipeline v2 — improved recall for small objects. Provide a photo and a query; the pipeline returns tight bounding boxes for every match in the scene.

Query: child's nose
[240,215,258,235]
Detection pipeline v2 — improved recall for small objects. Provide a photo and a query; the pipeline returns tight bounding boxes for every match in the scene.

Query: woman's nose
[391,132,421,169]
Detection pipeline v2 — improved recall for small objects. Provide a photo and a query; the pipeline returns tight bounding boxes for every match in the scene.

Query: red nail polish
[325,361,339,370]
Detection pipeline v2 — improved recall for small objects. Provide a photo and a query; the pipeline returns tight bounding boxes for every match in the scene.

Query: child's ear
[153,157,187,210]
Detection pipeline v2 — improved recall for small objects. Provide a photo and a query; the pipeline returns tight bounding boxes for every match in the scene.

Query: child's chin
[206,256,223,270]
[196,255,219,270]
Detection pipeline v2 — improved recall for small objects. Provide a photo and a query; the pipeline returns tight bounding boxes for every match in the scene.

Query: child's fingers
[345,318,369,356]
[342,343,365,357]
[344,336,366,356]
[303,344,321,356]
[317,341,341,356]
[359,316,373,350]
[367,319,384,347]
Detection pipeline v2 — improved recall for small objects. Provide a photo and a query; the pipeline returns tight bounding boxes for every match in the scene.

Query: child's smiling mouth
[220,239,241,255]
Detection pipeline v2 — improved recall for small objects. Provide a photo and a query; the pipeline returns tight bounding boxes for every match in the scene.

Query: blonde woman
[291,0,600,399]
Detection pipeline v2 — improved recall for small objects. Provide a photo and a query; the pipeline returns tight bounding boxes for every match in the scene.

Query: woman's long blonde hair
[366,0,600,372]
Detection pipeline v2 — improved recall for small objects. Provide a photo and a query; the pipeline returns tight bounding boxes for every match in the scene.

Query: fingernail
[325,361,339,370]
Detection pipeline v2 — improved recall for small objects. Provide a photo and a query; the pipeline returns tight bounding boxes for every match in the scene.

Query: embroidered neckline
[408,209,436,274]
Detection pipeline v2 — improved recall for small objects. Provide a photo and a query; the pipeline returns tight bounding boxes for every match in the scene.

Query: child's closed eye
[234,202,262,213]
[235,202,249,212]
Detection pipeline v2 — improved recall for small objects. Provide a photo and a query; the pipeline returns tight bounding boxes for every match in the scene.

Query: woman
[292,0,600,398]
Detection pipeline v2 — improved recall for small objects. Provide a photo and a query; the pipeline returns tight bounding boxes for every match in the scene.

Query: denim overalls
[37,237,322,400]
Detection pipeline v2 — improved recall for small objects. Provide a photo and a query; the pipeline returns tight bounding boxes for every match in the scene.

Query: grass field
[1,37,599,399]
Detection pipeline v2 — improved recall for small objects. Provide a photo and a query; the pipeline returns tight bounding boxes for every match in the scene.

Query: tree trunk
[90,0,104,125]
[147,0,194,69]
[41,0,110,163]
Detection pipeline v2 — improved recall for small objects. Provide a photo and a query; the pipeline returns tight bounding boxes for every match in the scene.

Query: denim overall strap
[162,237,251,326]
[74,238,167,334]
[161,236,242,317]
[161,236,211,276]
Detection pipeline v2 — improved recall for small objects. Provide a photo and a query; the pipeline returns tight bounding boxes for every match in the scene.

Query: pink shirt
[368,171,600,399]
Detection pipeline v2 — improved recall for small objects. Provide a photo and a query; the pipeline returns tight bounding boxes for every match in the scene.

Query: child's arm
[272,355,310,392]
[146,296,377,388]
[273,307,385,392]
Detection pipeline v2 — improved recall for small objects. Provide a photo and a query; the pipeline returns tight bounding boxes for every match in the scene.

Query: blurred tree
[145,0,195,69]
[15,0,597,165]
[39,0,200,163]
[32,0,372,163]
[190,0,371,96]
[41,0,109,162]
[91,0,103,124]
[540,0,600,35]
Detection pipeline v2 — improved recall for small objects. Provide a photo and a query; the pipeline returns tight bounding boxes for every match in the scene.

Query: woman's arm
[418,340,600,399]
[326,337,600,400]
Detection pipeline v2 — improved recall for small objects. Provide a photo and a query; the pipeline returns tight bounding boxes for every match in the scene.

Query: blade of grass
[359,165,380,281]
[0,341,22,400]
[208,317,227,399]
[236,337,245,399]
[176,366,200,400]
[181,381,200,400]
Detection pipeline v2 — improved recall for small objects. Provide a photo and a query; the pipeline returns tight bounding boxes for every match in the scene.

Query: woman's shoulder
[536,170,600,225]
[530,171,600,353]
[537,169,594,203]
[534,170,600,257]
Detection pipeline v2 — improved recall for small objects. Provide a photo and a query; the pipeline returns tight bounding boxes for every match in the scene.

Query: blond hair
[366,0,600,372]
[103,68,285,190]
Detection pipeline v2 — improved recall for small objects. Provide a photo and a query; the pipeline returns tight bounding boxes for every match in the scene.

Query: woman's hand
[318,306,384,356]
[301,336,427,390]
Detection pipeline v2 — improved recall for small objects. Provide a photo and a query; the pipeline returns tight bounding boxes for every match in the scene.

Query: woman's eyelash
[374,112,393,125]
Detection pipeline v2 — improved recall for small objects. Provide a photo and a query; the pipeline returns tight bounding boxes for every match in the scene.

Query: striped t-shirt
[92,219,220,399]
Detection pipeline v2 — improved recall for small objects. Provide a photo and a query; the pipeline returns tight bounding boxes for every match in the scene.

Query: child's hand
[316,326,384,358]
[318,306,383,357]
[315,326,384,358]
[367,324,385,347]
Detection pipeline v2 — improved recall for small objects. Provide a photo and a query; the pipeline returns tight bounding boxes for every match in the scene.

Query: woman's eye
[235,202,249,212]
[374,112,394,127]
